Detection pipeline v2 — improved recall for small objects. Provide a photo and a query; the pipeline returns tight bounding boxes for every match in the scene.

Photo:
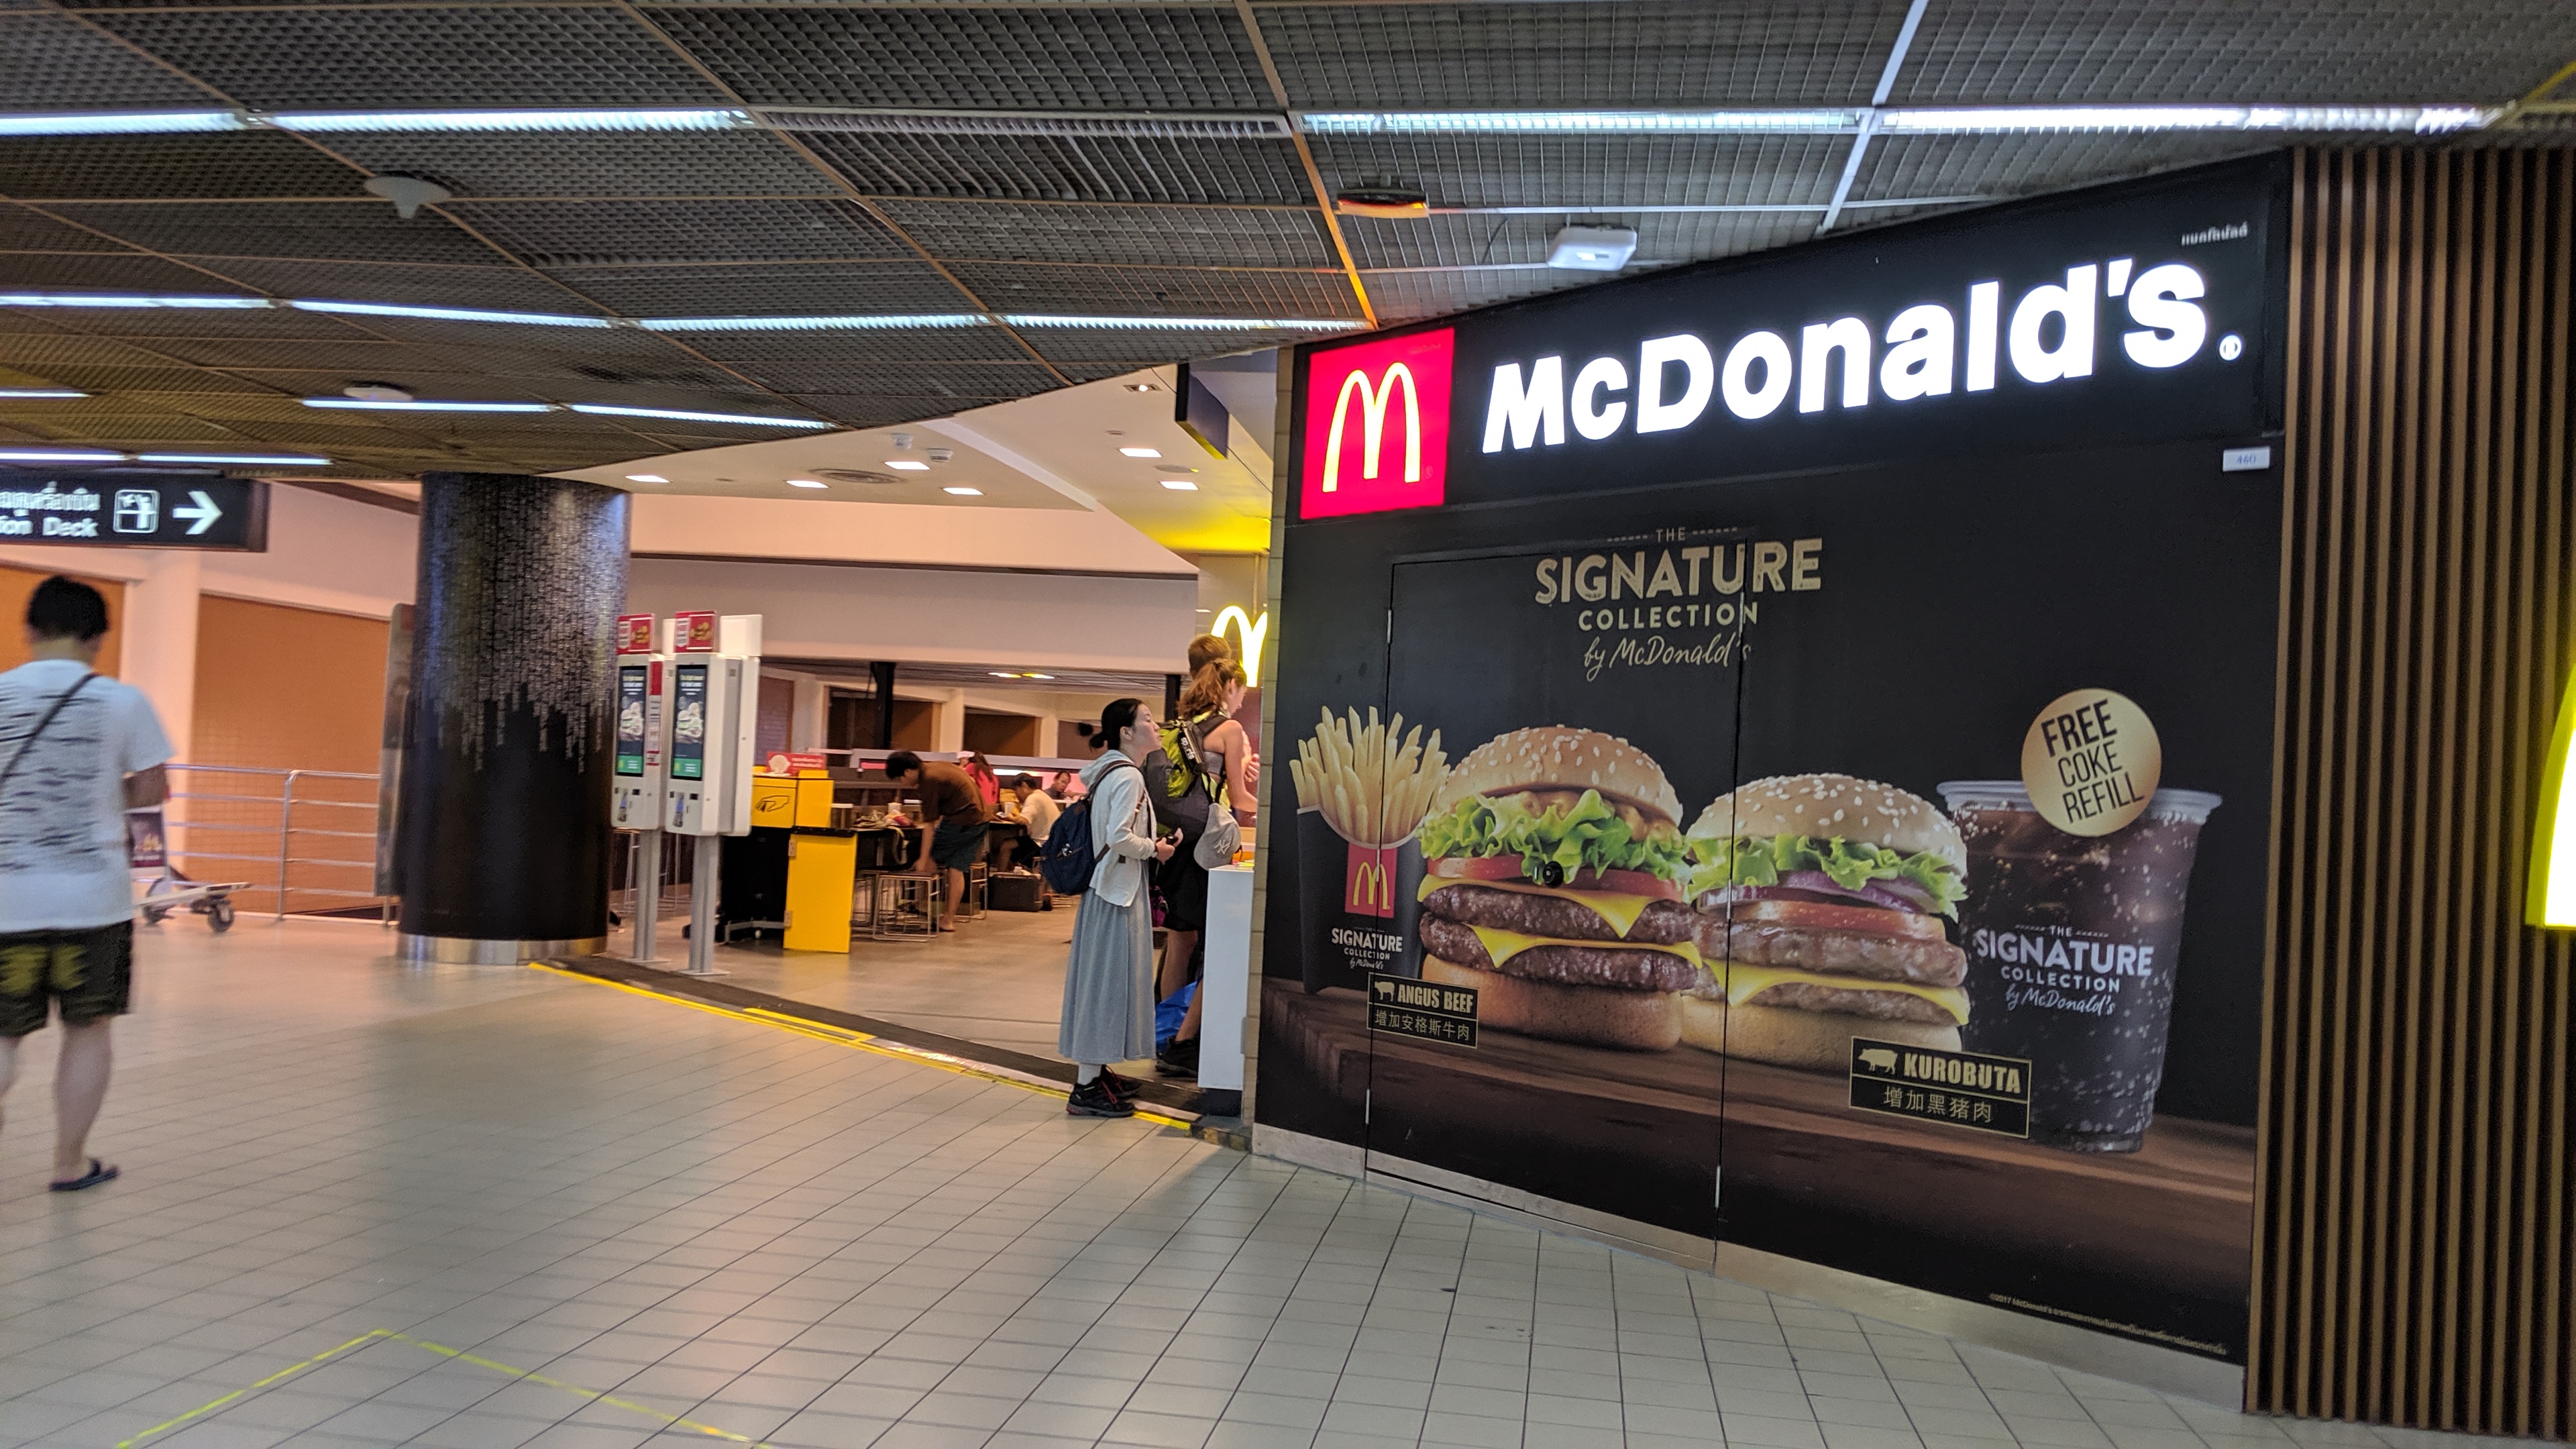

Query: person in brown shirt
[885,751,989,932]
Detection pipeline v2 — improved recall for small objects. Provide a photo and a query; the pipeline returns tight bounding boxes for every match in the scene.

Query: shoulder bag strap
[0,672,96,800]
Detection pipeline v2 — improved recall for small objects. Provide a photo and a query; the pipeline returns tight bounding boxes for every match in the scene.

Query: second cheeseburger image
[1684,774,1973,1071]
[1412,727,1700,1051]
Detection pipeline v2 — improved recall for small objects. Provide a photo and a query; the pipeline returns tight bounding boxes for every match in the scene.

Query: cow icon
[1858,1047,1900,1074]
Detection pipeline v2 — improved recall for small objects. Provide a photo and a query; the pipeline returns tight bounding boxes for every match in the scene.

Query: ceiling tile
[82,5,735,109]
[0,133,360,201]
[46,200,501,264]
[1308,134,1851,209]
[957,262,1356,319]
[542,260,971,319]
[1342,210,1819,270]
[449,198,905,266]
[323,131,838,200]
[1852,132,2276,204]
[648,5,1272,110]
[0,11,219,109]
[800,132,1312,207]
[881,199,1333,268]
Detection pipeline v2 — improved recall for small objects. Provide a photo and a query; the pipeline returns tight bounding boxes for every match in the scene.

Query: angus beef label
[1849,1038,2033,1138]
[1370,972,1478,1048]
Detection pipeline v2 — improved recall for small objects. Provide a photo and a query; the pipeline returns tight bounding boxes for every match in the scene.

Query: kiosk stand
[608,614,669,963]
[664,612,761,975]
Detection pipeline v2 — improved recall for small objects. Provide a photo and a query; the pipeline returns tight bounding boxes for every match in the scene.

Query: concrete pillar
[394,474,628,961]
[117,549,200,763]
[933,687,967,753]
[789,676,828,752]
[1034,714,1058,760]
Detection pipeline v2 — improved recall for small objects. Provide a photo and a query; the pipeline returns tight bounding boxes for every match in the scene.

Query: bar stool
[871,873,936,941]
[961,862,989,920]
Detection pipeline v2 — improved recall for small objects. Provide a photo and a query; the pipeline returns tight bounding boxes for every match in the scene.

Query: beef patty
[1420,882,1695,945]
[1419,913,1701,992]
[1697,918,1966,987]
[1705,977,1962,1024]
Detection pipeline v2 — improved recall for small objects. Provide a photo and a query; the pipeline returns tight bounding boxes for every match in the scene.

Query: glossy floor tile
[0,920,2522,1449]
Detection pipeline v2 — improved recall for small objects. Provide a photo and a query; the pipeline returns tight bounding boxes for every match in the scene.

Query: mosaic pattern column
[395,474,627,961]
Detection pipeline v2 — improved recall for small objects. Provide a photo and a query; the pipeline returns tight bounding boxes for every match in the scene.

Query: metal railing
[164,764,384,921]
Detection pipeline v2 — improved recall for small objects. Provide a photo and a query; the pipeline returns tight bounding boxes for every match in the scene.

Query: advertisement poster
[615,664,649,778]
[1259,157,2287,1362]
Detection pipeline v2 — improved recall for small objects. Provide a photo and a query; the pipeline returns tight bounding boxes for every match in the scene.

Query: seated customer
[884,751,989,932]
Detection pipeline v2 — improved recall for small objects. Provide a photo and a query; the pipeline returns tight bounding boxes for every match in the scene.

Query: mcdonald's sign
[1344,842,1397,918]
[1301,327,1454,519]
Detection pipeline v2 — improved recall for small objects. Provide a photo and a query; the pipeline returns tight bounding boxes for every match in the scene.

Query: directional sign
[0,470,268,551]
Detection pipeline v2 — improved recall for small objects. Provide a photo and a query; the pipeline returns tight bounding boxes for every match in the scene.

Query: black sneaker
[1100,1069,1143,1102]
[1067,1079,1134,1118]
[1154,1036,1199,1079]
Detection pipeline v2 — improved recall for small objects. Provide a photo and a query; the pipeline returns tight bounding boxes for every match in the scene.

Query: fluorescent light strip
[569,404,830,429]
[0,389,88,399]
[1880,104,2500,133]
[0,449,124,462]
[290,299,612,328]
[0,111,244,136]
[268,108,749,133]
[1300,109,1861,134]
[1002,314,1351,331]
[137,452,328,465]
[639,313,987,332]
[303,398,552,413]
[0,292,270,310]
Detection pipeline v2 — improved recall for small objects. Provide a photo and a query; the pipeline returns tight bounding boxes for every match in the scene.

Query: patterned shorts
[0,921,132,1037]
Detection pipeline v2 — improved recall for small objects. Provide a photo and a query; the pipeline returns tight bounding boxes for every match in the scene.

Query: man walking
[0,578,172,1191]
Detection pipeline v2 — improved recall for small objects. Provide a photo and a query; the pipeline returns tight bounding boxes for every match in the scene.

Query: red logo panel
[1301,328,1454,519]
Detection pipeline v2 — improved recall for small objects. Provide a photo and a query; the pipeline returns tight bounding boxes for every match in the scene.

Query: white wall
[627,556,1201,674]
[629,493,1196,577]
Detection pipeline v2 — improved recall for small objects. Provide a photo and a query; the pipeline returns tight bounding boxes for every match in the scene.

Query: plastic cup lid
[1935,779,2222,823]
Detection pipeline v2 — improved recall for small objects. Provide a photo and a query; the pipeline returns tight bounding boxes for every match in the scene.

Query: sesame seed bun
[1427,727,1683,826]
[1688,773,1964,871]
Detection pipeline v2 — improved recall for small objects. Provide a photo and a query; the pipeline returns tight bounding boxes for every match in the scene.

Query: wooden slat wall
[2256,146,2576,1436]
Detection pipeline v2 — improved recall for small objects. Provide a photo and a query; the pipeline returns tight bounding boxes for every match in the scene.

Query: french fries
[1288,705,1449,846]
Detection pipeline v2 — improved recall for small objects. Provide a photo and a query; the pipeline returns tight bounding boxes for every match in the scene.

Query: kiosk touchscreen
[665,613,760,836]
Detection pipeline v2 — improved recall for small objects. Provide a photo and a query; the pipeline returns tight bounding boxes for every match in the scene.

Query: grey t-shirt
[0,659,173,932]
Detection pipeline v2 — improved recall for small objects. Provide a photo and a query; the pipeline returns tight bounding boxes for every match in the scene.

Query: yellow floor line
[118,1329,766,1448]
[529,962,1195,1129]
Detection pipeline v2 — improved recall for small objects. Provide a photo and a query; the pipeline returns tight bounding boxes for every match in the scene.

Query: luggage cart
[135,868,246,933]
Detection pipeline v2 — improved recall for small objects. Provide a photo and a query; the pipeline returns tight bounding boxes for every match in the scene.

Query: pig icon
[1858,1047,1900,1074]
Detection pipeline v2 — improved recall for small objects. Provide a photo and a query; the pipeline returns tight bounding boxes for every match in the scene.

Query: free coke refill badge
[1301,328,1454,519]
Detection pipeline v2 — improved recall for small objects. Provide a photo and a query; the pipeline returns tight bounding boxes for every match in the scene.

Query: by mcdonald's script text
[1532,530,1823,680]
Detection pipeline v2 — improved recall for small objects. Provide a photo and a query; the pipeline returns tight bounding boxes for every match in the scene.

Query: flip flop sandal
[49,1159,117,1192]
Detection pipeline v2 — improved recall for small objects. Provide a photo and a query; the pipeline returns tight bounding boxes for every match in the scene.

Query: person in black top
[885,751,989,932]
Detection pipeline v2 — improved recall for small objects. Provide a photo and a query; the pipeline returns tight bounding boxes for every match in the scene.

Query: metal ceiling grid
[773,394,998,427]
[449,197,907,268]
[538,260,975,319]
[21,364,277,395]
[0,253,264,293]
[1340,209,1817,270]
[191,258,604,313]
[0,333,182,368]
[1022,326,1348,366]
[0,134,359,201]
[1255,0,1913,109]
[677,329,1032,366]
[879,198,1333,268]
[136,337,420,372]
[957,262,1350,316]
[11,305,366,340]
[1892,0,2576,105]
[44,200,504,265]
[3,413,248,444]
[78,5,736,110]
[733,362,1058,397]
[644,5,1275,111]
[1307,135,1851,209]
[1854,131,2274,204]
[0,11,217,109]
[1361,266,1622,322]
[0,203,133,252]
[323,132,840,201]
[798,132,1313,207]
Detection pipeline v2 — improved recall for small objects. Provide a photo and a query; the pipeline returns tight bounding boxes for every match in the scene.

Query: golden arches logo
[1212,605,1269,688]
[1347,857,1393,915]
[1321,362,1422,495]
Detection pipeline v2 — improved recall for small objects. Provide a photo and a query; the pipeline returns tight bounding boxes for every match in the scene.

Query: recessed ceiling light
[1120,447,1161,458]
[0,388,87,399]
[1028,673,1054,680]
[303,397,549,413]
[0,448,123,462]
[885,460,931,471]
[991,671,1021,678]
[787,478,827,489]
[1159,478,1199,491]
[570,403,829,429]
[943,486,982,496]
[625,473,667,483]
[138,451,329,465]
[1126,382,1158,392]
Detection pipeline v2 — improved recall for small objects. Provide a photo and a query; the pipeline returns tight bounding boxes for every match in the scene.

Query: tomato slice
[1714,896,1949,940]
[1425,857,1682,901]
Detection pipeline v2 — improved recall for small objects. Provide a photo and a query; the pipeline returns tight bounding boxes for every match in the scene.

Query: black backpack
[1142,711,1220,838]
[1038,761,1137,894]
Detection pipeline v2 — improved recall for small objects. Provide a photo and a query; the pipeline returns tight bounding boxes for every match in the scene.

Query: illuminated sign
[1212,605,1271,687]
[1301,328,1454,518]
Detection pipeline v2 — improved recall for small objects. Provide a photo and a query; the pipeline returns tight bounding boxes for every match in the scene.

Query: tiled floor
[0,920,2518,1449]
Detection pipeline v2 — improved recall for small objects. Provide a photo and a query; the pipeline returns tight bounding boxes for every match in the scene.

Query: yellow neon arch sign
[1213,605,1271,688]
[2529,665,2576,928]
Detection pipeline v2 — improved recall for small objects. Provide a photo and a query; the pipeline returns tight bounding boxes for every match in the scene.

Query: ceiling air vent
[814,468,907,486]
[756,109,1295,141]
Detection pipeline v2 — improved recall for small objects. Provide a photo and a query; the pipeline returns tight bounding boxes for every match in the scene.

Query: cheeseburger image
[1683,774,1970,1071]
[1413,728,1699,1051]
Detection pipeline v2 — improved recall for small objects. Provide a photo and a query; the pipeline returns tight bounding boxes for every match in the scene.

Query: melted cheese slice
[1717,963,1971,1023]
[1419,874,1667,938]
[1466,924,1704,972]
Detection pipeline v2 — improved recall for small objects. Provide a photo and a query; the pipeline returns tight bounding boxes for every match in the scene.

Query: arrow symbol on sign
[172,490,221,536]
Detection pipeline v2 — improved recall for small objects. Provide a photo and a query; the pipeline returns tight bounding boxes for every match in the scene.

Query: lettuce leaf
[1684,833,1966,918]
[1416,789,1692,883]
